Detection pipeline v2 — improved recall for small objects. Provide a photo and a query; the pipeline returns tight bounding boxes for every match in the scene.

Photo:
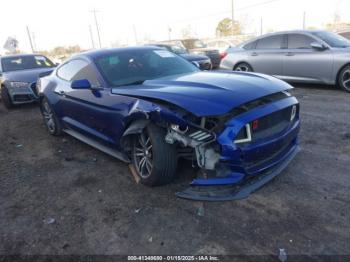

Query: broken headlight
[234,124,252,144]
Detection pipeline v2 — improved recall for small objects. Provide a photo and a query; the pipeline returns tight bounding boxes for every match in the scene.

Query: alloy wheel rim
[342,70,350,90]
[134,131,153,179]
[42,102,55,132]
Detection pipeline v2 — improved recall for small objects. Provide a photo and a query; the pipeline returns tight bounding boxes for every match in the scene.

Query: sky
[0,0,348,54]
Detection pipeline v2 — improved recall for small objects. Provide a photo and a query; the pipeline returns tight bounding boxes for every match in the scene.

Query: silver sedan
[220,30,350,92]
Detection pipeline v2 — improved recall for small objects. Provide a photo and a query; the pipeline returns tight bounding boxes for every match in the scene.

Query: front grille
[251,106,296,141]
[14,94,32,102]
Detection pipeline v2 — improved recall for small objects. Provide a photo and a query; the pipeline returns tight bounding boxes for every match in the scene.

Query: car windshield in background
[170,45,188,55]
[95,49,199,87]
[1,55,55,72]
[183,39,208,49]
[311,31,350,48]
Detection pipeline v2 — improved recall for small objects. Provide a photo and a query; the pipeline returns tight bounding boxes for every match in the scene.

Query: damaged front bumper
[176,143,300,201]
[174,96,301,201]
[7,83,38,104]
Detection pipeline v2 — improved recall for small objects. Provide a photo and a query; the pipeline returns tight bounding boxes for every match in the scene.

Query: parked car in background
[0,54,56,108]
[205,39,235,59]
[221,30,350,92]
[38,46,300,201]
[148,43,212,70]
[166,39,221,68]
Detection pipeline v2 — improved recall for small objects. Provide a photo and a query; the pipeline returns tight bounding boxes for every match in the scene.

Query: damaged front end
[120,90,300,201]
[161,92,300,201]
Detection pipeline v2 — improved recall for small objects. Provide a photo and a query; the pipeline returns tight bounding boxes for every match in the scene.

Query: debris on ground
[197,204,205,217]
[134,208,141,214]
[148,236,153,243]
[15,144,23,148]
[278,248,287,262]
[43,217,56,225]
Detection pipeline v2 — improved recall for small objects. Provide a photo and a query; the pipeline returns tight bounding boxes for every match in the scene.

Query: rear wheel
[338,65,350,92]
[40,98,62,136]
[234,63,253,72]
[1,85,14,109]
[131,124,177,186]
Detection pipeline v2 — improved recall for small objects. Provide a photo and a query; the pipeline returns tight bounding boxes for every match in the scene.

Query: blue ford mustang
[38,46,300,201]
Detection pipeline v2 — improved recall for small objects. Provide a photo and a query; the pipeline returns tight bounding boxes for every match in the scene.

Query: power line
[170,0,283,23]
[26,26,34,53]
[232,0,235,35]
[89,25,95,49]
[237,0,282,11]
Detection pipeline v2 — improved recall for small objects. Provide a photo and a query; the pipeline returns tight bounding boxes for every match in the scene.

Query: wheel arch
[335,62,350,84]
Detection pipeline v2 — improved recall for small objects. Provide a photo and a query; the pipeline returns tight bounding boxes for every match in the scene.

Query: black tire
[1,85,14,109]
[131,124,177,186]
[338,65,350,92]
[234,62,253,72]
[40,97,63,136]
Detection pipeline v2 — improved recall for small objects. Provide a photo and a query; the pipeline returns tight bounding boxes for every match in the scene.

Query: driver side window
[57,59,100,87]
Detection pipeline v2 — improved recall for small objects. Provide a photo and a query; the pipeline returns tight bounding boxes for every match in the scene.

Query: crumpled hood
[111,71,293,116]
[3,68,54,83]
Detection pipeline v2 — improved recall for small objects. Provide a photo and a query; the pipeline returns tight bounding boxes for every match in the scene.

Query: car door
[282,33,333,82]
[247,34,285,76]
[55,59,126,148]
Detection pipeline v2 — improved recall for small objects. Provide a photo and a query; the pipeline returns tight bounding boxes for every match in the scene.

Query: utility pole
[168,26,172,41]
[32,32,37,52]
[91,9,102,48]
[231,0,235,36]
[303,11,306,30]
[26,26,34,53]
[89,25,95,49]
[260,17,263,35]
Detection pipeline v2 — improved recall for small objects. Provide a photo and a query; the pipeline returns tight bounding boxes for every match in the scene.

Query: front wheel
[40,98,62,136]
[1,86,14,109]
[338,65,350,92]
[131,124,177,186]
[234,63,253,72]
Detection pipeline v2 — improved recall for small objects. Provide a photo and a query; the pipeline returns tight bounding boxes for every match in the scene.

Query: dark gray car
[0,54,55,108]
[221,30,350,92]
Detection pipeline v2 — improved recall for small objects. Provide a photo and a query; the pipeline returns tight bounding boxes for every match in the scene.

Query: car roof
[238,30,326,47]
[0,53,45,60]
[78,46,163,60]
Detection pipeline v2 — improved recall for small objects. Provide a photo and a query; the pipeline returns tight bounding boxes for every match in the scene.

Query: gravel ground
[0,85,349,256]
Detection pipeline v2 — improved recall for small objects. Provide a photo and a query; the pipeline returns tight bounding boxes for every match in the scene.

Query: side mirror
[192,61,200,68]
[55,63,60,67]
[71,79,91,89]
[311,42,327,51]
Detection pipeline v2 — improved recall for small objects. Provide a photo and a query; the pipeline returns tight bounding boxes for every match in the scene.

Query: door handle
[251,52,258,56]
[286,52,295,56]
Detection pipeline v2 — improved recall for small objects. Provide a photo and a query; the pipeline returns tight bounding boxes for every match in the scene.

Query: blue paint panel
[191,173,245,186]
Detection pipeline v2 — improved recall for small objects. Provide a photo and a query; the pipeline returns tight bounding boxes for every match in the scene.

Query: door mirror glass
[71,79,91,89]
[310,42,327,51]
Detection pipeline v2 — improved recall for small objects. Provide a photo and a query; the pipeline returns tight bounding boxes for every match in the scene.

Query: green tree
[216,18,241,37]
